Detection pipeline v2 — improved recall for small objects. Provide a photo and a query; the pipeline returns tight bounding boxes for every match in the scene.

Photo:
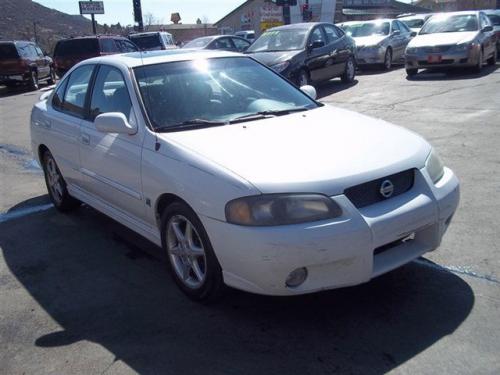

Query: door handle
[330,49,338,56]
[81,133,90,145]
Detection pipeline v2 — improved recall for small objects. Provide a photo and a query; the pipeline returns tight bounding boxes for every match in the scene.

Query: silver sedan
[337,19,414,70]
[405,11,498,76]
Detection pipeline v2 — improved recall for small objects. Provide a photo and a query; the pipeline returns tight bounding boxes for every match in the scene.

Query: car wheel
[296,69,310,87]
[487,47,497,66]
[47,68,56,85]
[42,150,80,212]
[161,201,225,302]
[406,68,418,77]
[341,57,356,83]
[383,48,392,70]
[29,70,39,90]
[474,49,483,73]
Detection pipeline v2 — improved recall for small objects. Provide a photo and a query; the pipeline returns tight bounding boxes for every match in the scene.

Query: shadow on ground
[406,64,498,81]
[316,79,359,99]
[0,198,474,374]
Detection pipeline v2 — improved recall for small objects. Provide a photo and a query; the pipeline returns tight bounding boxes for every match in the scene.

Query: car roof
[398,14,432,20]
[79,49,241,69]
[339,19,394,25]
[56,35,127,42]
[269,22,322,31]
[130,31,172,36]
[429,10,482,17]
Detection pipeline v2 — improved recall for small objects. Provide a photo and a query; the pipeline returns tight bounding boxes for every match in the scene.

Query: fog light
[285,267,308,288]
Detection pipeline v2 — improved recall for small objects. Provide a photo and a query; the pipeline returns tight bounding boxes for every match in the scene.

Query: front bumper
[0,73,29,84]
[201,167,459,296]
[405,47,480,70]
[356,47,385,65]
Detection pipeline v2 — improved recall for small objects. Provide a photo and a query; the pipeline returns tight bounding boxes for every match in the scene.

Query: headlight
[451,43,470,52]
[363,45,381,52]
[225,194,342,226]
[425,149,445,184]
[270,61,290,73]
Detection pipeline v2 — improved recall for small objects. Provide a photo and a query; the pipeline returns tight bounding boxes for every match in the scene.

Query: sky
[35,0,247,25]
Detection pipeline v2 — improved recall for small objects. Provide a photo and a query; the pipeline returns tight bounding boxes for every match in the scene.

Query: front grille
[421,45,453,53]
[344,169,415,209]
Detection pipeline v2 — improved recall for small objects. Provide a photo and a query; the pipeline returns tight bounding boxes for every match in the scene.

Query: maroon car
[0,41,55,90]
[53,35,138,78]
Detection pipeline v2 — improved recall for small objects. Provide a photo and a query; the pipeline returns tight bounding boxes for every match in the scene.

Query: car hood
[160,105,431,196]
[246,50,301,66]
[353,35,387,48]
[408,31,478,47]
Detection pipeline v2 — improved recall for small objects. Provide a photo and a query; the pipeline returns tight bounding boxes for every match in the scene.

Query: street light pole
[90,0,97,34]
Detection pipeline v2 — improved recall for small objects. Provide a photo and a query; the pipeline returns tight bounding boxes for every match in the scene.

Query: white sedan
[30,50,459,301]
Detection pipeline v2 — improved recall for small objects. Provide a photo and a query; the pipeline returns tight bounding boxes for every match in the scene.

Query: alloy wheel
[30,71,39,90]
[166,215,207,289]
[346,59,355,80]
[45,156,63,205]
[384,49,392,70]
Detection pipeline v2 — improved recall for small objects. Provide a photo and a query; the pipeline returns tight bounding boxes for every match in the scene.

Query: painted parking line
[0,203,53,223]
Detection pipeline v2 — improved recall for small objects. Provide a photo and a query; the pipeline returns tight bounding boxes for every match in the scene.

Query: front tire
[161,201,225,302]
[29,70,39,90]
[474,49,483,73]
[383,48,392,71]
[487,47,497,66]
[47,68,56,85]
[42,151,80,212]
[341,57,356,83]
[406,68,418,77]
[296,69,310,87]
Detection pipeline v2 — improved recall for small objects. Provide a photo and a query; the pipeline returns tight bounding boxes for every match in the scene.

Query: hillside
[0,0,104,53]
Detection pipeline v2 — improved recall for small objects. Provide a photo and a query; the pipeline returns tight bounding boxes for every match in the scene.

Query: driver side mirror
[95,112,137,135]
[300,85,317,100]
[308,41,325,51]
[410,31,417,37]
[481,25,493,33]
[392,30,401,36]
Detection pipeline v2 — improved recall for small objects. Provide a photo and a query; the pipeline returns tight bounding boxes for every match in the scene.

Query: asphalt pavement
[0,65,499,375]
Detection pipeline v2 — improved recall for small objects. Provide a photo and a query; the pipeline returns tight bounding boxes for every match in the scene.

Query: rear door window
[55,39,99,57]
[324,25,340,44]
[117,39,138,52]
[0,43,19,59]
[61,65,95,117]
[211,37,234,50]
[129,34,161,50]
[232,37,250,51]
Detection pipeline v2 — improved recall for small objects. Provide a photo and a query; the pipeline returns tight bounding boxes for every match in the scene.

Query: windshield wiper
[155,119,227,132]
[229,107,311,123]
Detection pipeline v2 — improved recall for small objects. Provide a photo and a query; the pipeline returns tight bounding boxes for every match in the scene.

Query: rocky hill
[0,0,104,53]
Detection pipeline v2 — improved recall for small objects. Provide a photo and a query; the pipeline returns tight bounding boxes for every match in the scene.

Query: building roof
[214,0,254,26]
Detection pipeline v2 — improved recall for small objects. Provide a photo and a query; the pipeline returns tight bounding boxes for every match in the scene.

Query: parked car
[246,22,357,86]
[53,35,138,78]
[30,50,459,301]
[405,11,497,76]
[484,9,500,57]
[337,19,413,70]
[129,31,176,51]
[235,30,256,43]
[0,41,55,90]
[398,13,433,34]
[182,35,251,52]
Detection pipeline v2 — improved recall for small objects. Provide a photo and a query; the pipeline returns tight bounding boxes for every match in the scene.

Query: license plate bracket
[427,55,442,63]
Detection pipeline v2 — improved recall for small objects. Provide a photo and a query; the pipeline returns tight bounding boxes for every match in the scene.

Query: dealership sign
[79,1,105,15]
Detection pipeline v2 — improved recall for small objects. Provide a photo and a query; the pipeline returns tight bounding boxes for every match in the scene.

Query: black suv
[53,35,138,78]
[0,41,55,90]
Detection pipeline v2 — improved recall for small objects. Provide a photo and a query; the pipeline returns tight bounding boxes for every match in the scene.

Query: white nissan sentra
[30,50,459,301]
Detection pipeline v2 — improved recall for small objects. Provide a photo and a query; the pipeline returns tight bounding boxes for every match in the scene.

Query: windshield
[54,39,99,57]
[341,22,390,37]
[0,43,19,59]
[183,37,214,49]
[420,14,478,34]
[401,19,425,29]
[247,29,308,52]
[486,14,500,26]
[129,34,161,50]
[134,57,318,131]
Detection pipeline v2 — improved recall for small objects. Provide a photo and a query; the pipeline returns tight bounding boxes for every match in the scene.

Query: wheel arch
[38,144,49,164]
[155,193,193,228]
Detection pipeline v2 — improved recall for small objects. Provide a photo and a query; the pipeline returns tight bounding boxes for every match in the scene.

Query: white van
[129,31,176,51]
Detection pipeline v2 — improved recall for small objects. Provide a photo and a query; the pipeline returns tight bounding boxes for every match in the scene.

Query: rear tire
[41,150,80,212]
[406,68,418,77]
[341,57,356,83]
[161,201,225,302]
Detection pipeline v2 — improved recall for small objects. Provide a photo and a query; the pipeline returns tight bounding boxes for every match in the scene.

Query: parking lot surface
[1,65,499,374]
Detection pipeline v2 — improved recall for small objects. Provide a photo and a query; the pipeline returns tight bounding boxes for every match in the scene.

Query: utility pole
[33,22,38,43]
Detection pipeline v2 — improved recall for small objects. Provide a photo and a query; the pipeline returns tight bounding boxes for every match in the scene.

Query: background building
[148,23,218,43]
[415,0,497,11]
